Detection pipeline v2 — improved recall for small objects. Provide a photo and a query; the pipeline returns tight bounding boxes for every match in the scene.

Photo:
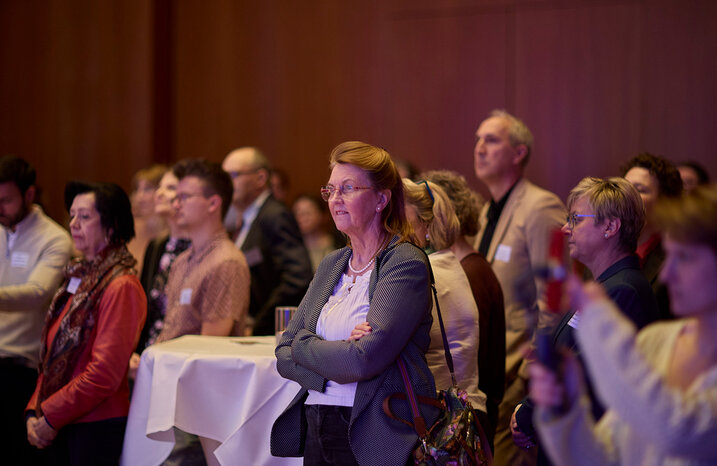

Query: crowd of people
[1,108,715,466]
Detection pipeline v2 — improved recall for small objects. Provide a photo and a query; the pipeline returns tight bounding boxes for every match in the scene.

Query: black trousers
[0,360,46,466]
[303,404,359,466]
[46,417,127,466]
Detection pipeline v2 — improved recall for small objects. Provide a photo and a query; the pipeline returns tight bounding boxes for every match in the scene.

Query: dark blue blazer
[516,255,659,464]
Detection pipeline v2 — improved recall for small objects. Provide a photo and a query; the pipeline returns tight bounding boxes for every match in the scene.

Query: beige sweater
[426,249,487,412]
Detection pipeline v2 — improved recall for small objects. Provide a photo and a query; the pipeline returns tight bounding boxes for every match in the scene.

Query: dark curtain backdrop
[2,0,715,222]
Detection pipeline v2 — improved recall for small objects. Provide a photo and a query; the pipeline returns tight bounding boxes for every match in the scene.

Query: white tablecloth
[121,335,303,466]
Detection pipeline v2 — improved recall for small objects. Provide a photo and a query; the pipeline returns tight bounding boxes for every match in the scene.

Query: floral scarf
[36,244,136,413]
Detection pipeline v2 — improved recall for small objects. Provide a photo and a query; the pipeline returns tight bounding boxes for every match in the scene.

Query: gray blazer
[271,236,439,465]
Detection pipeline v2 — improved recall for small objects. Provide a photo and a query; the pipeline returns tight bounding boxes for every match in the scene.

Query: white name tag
[11,252,29,268]
[495,244,512,263]
[180,288,193,305]
[567,311,581,329]
[68,277,82,294]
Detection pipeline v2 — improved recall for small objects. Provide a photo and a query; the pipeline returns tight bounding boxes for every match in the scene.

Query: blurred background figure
[129,169,190,379]
[127,165,168,275]
[222,147,312,336]
[531,184,717,466]
[403,178,489,429]
[394,158,420,180]
[621,153,682,319]
[292,193,342,272]
[25,181,146,465]
[270,168,290,204]
[422,169,505,447]
[677,161,710,193]
[0,156,73,466]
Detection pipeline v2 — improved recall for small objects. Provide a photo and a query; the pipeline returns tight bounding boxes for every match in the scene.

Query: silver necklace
[348,253,375,275]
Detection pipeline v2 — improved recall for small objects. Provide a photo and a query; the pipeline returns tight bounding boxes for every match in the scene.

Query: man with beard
[0,156,72,464]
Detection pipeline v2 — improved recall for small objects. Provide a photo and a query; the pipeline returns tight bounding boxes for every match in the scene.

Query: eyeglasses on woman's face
[320,183,373,201]
[565,212,596,229]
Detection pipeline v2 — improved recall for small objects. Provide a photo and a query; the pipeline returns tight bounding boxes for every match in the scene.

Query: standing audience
[473,109,567,466]
[511,177,660,464]
[677,161,710,193]
[403,178,488,422]
[5,118,713,466]
[0,156,73,466]
[532,184,717,465]
[152,159,250,466]
[156,159,249,342]
[25,181,146,465]
[423,169,506,445]
[621,152,683,319]
[222,147,312,335]
[272,141,438,465]
[128,169,190,379]
[127,165,168,274]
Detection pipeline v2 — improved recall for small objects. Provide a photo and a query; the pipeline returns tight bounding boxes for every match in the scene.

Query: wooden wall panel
[0,0,153,222]
[171,0,717,204]
[640,2,717,165]
[1,0,715,222]
[516,2,644,199]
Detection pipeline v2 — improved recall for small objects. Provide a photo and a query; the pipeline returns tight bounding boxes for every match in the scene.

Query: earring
[604,233,609,239]
[376,206,381,212]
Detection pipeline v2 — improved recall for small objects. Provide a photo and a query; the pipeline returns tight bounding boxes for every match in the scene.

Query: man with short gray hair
[473,111,566,465]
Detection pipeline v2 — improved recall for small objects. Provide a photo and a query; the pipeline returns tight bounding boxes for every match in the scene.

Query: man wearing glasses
[157,159,250,342]
[222,147,312,336]
[473,110,566,466]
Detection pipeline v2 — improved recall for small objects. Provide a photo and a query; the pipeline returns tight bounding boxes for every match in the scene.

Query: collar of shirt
[636,232,661,267]
[188,230,229,265]
[486,179,519,222]
[4,205,40,252]
[235,189,271,248]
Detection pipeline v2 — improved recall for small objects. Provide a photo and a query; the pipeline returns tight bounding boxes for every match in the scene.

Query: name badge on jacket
[68,277,82,294]
[180,288,193,305]
[495,244,512,263]
[11,252,29,268]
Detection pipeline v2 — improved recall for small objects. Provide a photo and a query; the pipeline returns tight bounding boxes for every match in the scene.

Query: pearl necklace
[348,253,375,275]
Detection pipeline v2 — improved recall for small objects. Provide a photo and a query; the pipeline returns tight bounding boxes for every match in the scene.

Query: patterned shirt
[143,237,191,348]
[157,232,250,342]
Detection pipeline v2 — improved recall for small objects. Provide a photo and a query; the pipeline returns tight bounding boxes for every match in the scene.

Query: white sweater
[0,205,72,365]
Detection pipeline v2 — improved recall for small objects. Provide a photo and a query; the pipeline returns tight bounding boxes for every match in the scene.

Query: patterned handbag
[383,276,493,466]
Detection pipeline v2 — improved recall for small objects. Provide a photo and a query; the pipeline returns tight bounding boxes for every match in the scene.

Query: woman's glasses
[566,212,596,228]
[320,184,373,201]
